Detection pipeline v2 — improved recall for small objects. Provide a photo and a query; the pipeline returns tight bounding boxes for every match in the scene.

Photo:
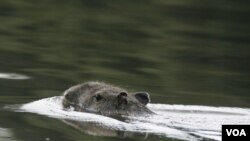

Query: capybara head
[62,82,153,116]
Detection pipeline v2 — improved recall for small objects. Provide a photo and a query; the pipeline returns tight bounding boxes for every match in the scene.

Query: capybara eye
[95,95,103,101]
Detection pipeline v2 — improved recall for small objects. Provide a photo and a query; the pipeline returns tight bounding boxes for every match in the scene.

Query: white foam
[17,96,250,141]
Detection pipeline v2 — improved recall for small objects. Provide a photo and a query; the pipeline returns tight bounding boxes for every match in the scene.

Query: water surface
[8,96,250,141]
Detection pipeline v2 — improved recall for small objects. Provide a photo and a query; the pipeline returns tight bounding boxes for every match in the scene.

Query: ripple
[0,128,17,141]
[0,73,30,80]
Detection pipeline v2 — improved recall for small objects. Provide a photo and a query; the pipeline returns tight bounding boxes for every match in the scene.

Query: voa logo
[226,129,246,136]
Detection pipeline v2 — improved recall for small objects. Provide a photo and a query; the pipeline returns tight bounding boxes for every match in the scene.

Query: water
[7,96,250,141]
[1,0,250,141]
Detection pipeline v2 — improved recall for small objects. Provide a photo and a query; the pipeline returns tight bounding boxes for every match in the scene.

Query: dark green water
[0,0,250,141]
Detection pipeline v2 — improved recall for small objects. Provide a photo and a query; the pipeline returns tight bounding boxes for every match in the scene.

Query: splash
[11,96,250,141]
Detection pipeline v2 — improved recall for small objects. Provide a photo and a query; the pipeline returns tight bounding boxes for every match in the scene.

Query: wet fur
[62,82,153,116]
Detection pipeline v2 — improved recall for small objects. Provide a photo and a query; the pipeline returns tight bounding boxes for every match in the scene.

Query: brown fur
[62,82,153,116]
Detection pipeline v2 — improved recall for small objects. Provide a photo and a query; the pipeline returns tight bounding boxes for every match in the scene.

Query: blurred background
[0,0,250,141]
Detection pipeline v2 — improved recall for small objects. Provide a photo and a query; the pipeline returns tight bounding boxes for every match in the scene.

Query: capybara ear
[135,92,150,105]
[118,92,128,98]
[117,92,128,107]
